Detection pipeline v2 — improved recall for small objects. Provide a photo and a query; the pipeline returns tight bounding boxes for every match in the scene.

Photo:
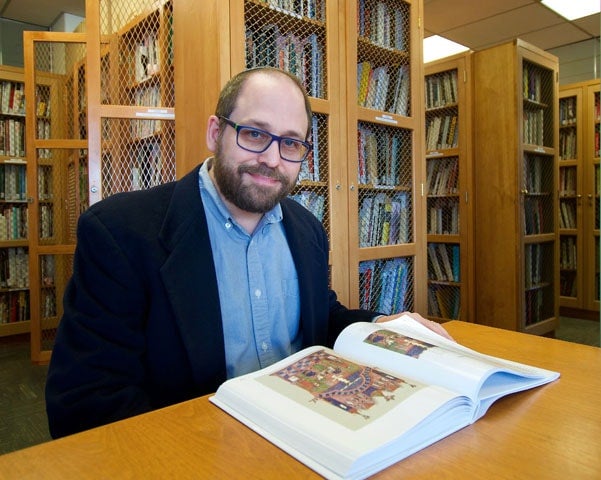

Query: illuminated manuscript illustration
[365,330,436,358]
[266,349,418,424]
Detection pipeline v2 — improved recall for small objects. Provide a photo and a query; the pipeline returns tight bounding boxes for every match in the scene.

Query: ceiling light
[423,35,469,63]
[542,0,600,20]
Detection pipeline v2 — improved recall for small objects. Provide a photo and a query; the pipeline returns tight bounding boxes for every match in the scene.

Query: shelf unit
[346,0,425,314]
[423,51,474,322]
[558,79,600,315]
[473,39,559,335]
[0,66,30,337]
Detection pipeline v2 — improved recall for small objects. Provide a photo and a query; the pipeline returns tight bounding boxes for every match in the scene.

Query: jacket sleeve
[45,207,153,438]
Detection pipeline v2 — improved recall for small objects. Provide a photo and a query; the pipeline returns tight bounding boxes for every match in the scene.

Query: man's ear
[206,115,220,153]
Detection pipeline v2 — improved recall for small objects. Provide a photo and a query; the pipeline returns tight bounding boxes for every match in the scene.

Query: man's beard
[212,148,297,214]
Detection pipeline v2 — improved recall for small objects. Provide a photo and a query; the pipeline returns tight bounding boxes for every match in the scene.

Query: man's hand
[375,311,455,341]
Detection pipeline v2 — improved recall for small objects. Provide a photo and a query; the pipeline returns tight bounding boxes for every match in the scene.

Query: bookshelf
[346,0,425,313]
[0,66,29,337]
[172,0,425,311]
[473,39,559,335]
[558,79,600,315]
[424,52,474,322]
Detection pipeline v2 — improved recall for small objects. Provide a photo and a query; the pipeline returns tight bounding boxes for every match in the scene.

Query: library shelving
[345,0,425,314]
[473,39,559,335]
[423,51,474,322]
[558,79,600,315]
[174,0,425,312]
[0,66,29,338]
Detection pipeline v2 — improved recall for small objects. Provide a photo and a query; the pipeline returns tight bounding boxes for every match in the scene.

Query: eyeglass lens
[237,126,308,162]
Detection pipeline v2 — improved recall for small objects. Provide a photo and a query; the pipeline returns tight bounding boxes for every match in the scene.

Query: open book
[209,315,559,480]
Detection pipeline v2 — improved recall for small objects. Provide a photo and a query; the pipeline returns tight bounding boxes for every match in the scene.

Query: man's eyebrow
[247,119,305,140]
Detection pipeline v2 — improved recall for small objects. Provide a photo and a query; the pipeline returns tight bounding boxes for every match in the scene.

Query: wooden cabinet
[558,79,600,315]
[173,0,425,312]
[424,52,474,322]
[473,39,559,335]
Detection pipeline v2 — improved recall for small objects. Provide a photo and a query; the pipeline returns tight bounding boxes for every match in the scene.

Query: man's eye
[282,138,300,149]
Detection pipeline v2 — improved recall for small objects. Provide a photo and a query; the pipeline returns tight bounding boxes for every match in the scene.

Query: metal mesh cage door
[24,33,88,363]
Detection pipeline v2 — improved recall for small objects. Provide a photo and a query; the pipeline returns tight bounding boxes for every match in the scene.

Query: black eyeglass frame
[219,116,312,163]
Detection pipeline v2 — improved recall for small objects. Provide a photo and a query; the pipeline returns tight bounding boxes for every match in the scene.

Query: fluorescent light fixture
[542,0,600,20]
[423,35,469,63]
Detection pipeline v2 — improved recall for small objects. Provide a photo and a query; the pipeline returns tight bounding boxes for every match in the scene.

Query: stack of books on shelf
[359,191,410,247]
[359,258,410,313]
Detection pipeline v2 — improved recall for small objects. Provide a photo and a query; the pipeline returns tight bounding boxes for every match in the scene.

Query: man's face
[208,73,308,214]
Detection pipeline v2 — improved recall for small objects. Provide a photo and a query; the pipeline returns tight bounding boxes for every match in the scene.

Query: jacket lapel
[158,167,227,387]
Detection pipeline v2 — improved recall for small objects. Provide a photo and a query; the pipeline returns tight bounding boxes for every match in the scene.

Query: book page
[211,345,472,480]
[333,315,559,408]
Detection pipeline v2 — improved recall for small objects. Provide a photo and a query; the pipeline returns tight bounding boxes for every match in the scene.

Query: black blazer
[45,165,376,438]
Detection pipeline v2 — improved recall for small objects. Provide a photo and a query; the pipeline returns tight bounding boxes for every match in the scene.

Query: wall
[0,13,84,68]
[549,38,600,85]
[0,18,46,67]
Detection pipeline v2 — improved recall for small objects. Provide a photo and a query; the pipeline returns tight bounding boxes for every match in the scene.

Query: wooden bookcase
[473,39,559,335]
[0,66,31,338]
[345,0,426,313]
[424,51,474,322]
[558,79,600,315]
[171,0,426,312]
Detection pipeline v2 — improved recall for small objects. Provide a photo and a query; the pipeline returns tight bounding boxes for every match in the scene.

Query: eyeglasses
[220,117,311,163]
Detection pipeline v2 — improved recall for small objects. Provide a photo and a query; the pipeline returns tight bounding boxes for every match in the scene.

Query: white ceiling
[0,0,598,52]
[424,0,599,51]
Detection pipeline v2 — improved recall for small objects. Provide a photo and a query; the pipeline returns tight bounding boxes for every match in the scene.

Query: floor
[0,316,599,457]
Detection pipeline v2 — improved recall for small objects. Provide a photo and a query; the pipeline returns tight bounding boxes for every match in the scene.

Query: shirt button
[225,222,232,229]
[261,342,268,352]
[254,289,261,298]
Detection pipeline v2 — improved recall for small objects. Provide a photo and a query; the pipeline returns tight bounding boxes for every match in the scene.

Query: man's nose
[258,139,282,166]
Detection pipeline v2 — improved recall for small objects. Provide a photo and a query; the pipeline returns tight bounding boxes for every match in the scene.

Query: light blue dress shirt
[198,159,302,378]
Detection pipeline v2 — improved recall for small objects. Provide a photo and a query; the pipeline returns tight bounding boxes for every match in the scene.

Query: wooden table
[1,321,600,479]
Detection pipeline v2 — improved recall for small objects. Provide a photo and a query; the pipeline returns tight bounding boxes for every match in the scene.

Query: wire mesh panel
[356,0,411,116]
[100,117,175,197]
[559,234,577,297]
[558,90,577,300]
[100,0,174,108]
[244,0,327,99]
[38,253,73,352]
[98,0,176,198]
[426,242,460,319]
[521,150,556,325]
[523,153,555,235]
[289,113,330,236]
[25,33,88,361]
[357,122,412,247]
[522,60,555,148]
[594,236,601,301]
[521,58,557,328]
[524,242,555,326]
[358,256,414,314]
